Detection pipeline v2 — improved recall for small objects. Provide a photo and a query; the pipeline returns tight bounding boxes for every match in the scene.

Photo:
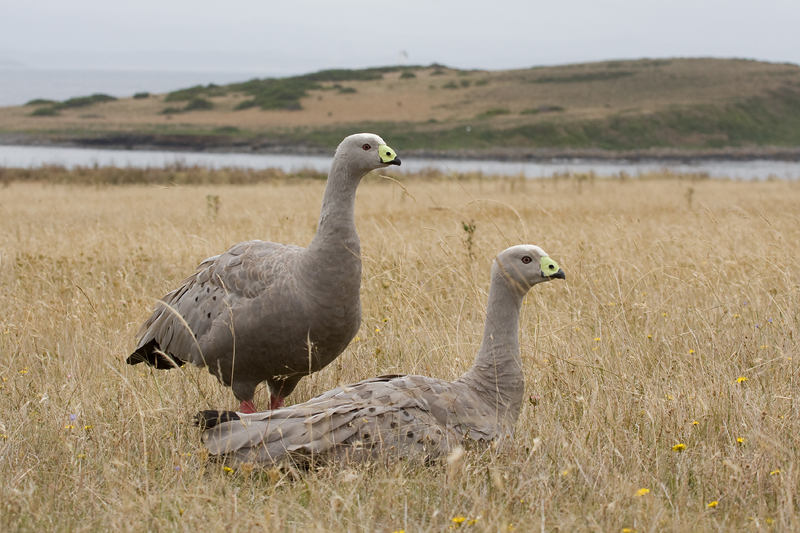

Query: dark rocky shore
[2,132,800,163]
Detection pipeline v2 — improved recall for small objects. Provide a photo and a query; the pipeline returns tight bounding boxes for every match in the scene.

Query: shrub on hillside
[29,106,60,116]
[164,86,206,102]
[25,99,57,106]
[59,94,117,109]
[230,78,319,110]
[521,105,565,114]
[183,98,214,111]
[56,93,116,109]
[478,108,511,118]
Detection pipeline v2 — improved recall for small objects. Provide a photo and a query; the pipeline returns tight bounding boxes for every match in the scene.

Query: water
[0,68,267,107]
[1,144,799,180]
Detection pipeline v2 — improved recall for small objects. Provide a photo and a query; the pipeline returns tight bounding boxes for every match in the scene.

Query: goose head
[334,133,401,177]
[494,244,566,294]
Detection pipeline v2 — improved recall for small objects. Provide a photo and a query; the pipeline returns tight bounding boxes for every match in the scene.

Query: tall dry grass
[0,171,798,532]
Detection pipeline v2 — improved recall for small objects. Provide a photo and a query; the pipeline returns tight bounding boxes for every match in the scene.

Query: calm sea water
[1,145,799,179]
[0,68,267,107]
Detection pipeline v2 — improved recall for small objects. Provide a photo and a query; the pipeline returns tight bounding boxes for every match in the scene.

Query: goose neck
[459,270,527,420]
[308,158,365,254]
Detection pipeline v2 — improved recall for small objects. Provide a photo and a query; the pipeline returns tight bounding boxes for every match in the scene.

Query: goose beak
[379,144,401,166]
[552,269,566,280]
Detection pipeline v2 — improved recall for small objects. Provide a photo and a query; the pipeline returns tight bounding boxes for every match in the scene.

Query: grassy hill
[2,58,800,154]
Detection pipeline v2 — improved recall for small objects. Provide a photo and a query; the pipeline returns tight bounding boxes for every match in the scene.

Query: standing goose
[197,245,565,465]
[128,133,401,413]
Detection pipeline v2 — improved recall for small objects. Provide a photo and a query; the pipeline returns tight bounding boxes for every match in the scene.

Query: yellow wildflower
[84,425,93,430]
[622,529,636,533]
[737,437,745,444]
[692,420,699,425]
[766,518,775,525]
[223,466,234,473]
[594,337,601,342]
[736,376,748,383]
[467,519,479,525]
[452,516,466,524]
[689,349,695,354]
[707,501,718,508]
[672,443,686,452]
[636,488,650,496]
[771,469,781,475]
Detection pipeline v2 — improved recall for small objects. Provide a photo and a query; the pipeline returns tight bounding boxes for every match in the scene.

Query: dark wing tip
[195,410,241,430]
[127,340,186,369]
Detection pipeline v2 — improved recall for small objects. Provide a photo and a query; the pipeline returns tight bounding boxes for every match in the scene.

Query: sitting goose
[127,133,401,413]
[197,245,565,465]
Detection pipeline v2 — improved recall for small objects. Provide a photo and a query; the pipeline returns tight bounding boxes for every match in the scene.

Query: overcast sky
[1,0,798,74]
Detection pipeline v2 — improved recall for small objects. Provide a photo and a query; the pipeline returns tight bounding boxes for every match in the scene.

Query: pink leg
[239,400,257,414]
[268,396,285,410]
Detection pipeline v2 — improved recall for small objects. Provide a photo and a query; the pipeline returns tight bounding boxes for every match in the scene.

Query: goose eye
[522,256,532,264]
[362,143,371,151]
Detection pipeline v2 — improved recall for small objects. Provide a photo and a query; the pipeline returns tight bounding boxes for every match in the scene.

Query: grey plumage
[198,245,566,465]
[128,133,401,410]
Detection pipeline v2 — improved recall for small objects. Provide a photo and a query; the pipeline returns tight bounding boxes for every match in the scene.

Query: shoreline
[2,132,800,164]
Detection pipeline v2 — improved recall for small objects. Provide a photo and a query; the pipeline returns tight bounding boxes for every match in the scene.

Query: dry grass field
[1,169,799,531]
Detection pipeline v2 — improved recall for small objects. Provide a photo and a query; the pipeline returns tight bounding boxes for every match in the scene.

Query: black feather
[126,339,186,369]
[195,410,240,430]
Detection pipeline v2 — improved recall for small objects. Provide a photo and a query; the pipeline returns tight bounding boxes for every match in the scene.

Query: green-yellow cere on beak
[540,256,561,276]
[379,144,398,164]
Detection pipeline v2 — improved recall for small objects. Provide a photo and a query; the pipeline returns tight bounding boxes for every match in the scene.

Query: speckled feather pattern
[129,133,397,404]
[202,373,506,465]
[200,245,564,466]
[133,239,361,401]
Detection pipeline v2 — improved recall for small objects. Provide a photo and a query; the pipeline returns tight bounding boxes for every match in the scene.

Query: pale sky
[1,0,798,74]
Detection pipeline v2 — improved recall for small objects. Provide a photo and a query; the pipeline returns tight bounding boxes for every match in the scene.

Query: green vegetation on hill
[529,71,634,84]
[8,58,800,152]
[161,97,215,115]
[231,78,320,111]
[287,85,800,151]
[164,84,227,102]
[226,66,425,111]
[26,94,118,117]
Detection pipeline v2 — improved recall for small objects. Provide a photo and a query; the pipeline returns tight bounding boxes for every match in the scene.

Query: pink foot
[239,400,257,414]
[268,396,285,410]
